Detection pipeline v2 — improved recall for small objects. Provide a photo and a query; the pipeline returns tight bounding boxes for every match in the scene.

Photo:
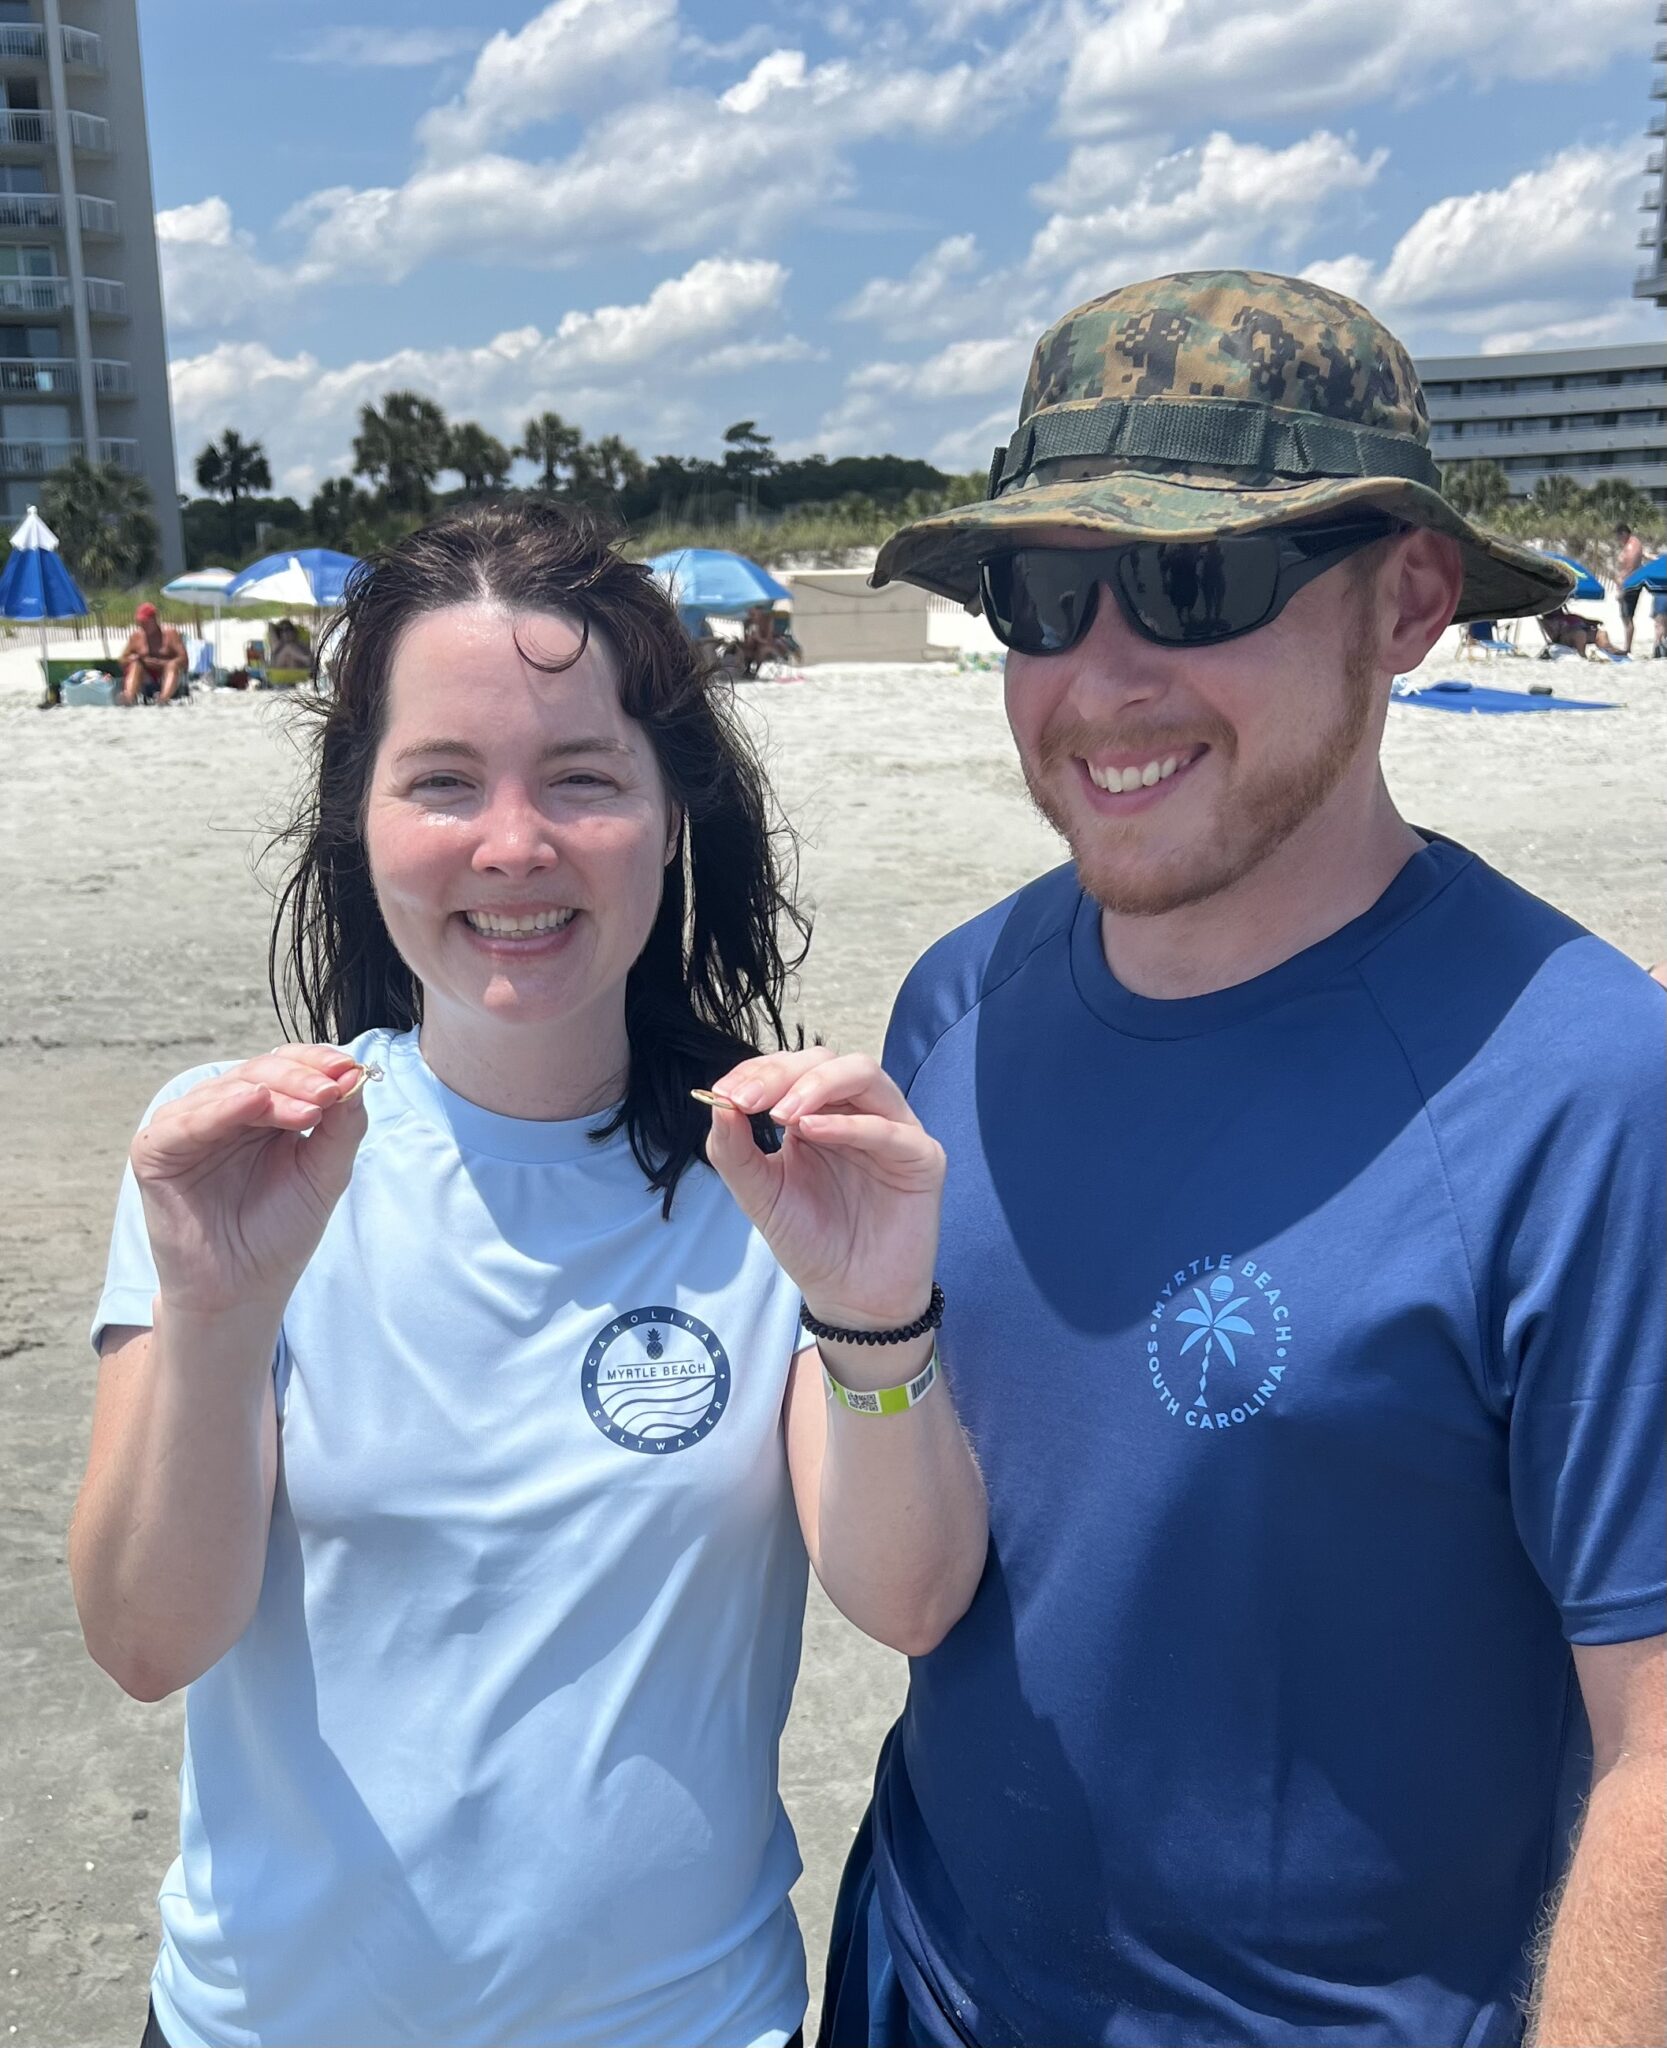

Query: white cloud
[688,336,824,374]
[1059,0,1643,137]
[289,29,1019,284]
[1301,143,1644,349]
[417,0,677,161]
[851,332,1033,402]
[297,27,483,68]
[839,234,989,337]
[155,197,291,336]
[929,403,1014,472]
[168,258,791,492]
[1027,129,1385,303]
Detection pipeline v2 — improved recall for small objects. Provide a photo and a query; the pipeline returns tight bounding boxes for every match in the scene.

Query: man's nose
[1054,581,1180,712]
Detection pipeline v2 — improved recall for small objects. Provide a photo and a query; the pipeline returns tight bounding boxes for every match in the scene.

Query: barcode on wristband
[825,1347,939,1416]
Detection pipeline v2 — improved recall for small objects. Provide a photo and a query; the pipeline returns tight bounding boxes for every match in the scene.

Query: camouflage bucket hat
[873,269,1574,625]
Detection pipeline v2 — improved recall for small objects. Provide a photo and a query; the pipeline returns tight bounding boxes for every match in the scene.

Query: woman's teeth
[1086,754,1185,794]
[464,908,578,936]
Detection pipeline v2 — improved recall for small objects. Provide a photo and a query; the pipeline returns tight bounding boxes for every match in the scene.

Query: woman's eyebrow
[392,736,634,766]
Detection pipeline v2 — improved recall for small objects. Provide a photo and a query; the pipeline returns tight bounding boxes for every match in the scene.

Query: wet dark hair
[268,500,809,1213]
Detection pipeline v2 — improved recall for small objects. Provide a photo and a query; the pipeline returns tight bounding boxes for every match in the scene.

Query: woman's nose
[470,787,558,874]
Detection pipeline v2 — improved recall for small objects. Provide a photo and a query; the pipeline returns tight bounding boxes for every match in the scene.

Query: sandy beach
[3,628,1663,2045]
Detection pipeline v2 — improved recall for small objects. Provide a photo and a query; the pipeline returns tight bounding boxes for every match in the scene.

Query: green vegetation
[1438,463,1660,576]
[9,396,1662,599]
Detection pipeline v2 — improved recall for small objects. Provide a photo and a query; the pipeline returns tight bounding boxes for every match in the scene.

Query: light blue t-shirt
[94,1028,810,2048]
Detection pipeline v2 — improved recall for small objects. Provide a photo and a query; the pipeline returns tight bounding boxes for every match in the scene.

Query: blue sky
[144,0,1663,500]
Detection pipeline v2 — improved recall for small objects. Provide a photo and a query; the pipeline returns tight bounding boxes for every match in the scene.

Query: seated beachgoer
[1539,608,1611,659]
[121,603,188,705]
[266,618,312,671]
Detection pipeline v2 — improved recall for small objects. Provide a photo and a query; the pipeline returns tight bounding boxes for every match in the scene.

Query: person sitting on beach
[120,602,187,705]
[820,269,1665,2048]
[265,616,311,670]
[1539,605,1612,659]
[70,503,986,2048]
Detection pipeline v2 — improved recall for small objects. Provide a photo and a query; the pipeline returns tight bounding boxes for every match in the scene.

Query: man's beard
[1021,636,1380,918]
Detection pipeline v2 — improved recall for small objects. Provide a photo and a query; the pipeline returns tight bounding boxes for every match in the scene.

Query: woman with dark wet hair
[70,503,987,2048]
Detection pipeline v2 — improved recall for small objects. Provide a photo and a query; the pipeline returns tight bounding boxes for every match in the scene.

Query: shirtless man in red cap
[120,603,187,705]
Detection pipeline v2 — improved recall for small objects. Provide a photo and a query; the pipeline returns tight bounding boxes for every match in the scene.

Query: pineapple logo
[646,1327,665,1361]
[1143,1254,1294,1433]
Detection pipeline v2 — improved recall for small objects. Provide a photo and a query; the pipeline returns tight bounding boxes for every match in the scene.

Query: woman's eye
[412,774,469,793]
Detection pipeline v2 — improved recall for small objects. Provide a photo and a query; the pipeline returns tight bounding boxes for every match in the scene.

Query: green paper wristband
[823,1346,939,1416]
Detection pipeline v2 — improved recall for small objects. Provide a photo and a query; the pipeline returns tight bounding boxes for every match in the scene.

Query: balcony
[67,110,109,154]
[0,109,52,152]
[93,356,132,395]
[0,193,60,231]
[0,23,100,66]
[84,275,124,316]
[0,434,82,475]
[0,355,79,395]
[0,275,73,313]
[61,26,102,70]
[97,437,138,471]
[78,192,117,235]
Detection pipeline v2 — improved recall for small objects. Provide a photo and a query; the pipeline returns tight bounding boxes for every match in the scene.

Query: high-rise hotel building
[0,0,180,573]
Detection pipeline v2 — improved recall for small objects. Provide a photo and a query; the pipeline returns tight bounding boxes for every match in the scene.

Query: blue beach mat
[1396,679,1615,715]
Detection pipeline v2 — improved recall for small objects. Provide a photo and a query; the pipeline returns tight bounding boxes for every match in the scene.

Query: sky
[141,0,1664,502]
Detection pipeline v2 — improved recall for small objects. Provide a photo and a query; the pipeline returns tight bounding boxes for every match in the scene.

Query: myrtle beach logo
[582,1306,730,1455]
[1144,1254,1294,1432]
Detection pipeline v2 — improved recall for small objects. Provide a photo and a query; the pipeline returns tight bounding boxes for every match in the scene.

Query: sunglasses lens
[1116,538,1282,644]
[981,552,1097,654]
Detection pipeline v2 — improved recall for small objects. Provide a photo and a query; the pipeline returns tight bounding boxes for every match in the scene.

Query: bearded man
[819,271,1665,2048]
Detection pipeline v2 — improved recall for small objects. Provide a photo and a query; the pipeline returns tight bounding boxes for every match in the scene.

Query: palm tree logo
[1174,1273,1256,1411]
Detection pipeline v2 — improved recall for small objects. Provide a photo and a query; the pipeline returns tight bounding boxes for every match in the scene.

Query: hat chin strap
[988,395,1440,499]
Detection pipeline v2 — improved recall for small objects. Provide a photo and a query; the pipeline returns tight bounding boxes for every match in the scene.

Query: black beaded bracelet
[799,1283,945,1346]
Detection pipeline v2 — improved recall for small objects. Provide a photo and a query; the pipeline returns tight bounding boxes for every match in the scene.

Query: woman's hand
[703,1048,944,1331]
[131,1044,372,1322]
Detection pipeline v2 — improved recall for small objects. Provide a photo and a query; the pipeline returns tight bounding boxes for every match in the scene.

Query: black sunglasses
[977,517,1402,655]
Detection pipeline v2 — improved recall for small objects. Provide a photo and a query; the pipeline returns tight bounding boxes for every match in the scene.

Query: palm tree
[39,457,159,587]
[353,391,451,516]
[194,428,272,555]
[307,476,366,550]
[569,433,645,508]
[1173,1280,1256,1411]
[1439,459,1508,519]
[448,421,513,499]
[518,410,582,495]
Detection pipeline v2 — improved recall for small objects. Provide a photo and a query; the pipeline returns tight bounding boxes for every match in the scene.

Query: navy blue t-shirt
[870,837,1665,2048]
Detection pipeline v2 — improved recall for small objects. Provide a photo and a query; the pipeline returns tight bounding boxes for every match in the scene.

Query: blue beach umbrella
[226,546,362,607]
[1622,554,1666,594]
[645,548,791,635]
[0,504,89,678]
[1540,552,1603,601]
[0,503,89,620]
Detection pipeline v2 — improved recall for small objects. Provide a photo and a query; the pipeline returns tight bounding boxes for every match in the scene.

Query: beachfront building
[1418,344,1667,509]
[1640,4,1666,306]
[0,0,180,572]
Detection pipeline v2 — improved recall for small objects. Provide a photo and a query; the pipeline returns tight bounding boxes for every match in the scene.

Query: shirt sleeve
[90,1063,232,1353]
[1500,1028,1667,1647]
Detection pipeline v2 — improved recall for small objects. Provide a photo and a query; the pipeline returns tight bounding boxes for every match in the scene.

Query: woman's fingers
[791,1113,945,1189]
[702,1098,782,1219]
[138,1073,346,1175]
[771,1053,912,1126]
[711,1045,838,1113]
